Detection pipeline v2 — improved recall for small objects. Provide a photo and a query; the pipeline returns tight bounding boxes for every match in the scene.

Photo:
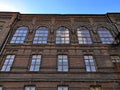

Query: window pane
[0,87,2,90]
[29,55,41,71]
[98,27,114,44]
[10,27,28,44]
[84,55,96,72]
[58,55,68,72]
[33,27,48,44]
[1,55,15,72]
[77,27,92,44]
[56,27,69,44]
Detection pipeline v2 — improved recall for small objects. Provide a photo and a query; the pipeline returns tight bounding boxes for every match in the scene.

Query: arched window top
[57,27,69,31]
[36,27,48,31]
[77,27,92,44]
[17,26,28,30]
[97,27,114,44]
[33,27,48,44]
[10,26,28,44]
[56,27,69,44]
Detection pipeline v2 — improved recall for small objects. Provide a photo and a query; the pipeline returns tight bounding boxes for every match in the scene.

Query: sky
[0,0,120,14]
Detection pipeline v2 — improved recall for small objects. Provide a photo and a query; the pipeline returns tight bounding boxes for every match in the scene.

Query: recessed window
[33,27,48,44]
[58,55,68,72]
[1,55,15,71]
[77,27,92,44]
[10,27,28,44]
[25,86,35,90]
[56,27,69,44]
[58,86,68,90]
[30,55,41,71]
[84,55,96,72]
[90,85,101,90]
[98,27,114,44]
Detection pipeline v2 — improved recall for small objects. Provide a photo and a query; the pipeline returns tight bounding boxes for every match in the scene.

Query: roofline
[0,11,120,16]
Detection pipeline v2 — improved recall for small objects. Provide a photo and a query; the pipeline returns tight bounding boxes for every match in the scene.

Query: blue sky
[0,0,120,14]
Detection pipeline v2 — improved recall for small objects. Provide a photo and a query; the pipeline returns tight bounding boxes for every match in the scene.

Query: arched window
[98,27,114,44]
[10,27,28,44]
[56,27,69,44]
[33,27,48,44]
[77,27,92,44]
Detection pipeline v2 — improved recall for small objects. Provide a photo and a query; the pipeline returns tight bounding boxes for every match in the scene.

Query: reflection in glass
[1,55,15,71]
[84,55,96,72]
[56,27,69,44]
[77,27,92,44]
[58,55,68,72]
[30,55,41,71]
[98,27,114,44]
[33,27,48,44]
[10,27,28,44]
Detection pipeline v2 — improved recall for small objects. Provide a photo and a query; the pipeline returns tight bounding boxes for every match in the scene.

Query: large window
[97,27,114,44]
[25,86,35,90]
[56,27,69,44]
[30,55,41,71]
[58,55,68,72]
[84,55,96,72]
[77,27,92,44]
[1,55,15,71]
[33,27,48,44]
[58,86,68,90]
[10,27,28,44]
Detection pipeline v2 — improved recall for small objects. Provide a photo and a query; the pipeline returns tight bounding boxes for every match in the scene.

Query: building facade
[0,12,120,90]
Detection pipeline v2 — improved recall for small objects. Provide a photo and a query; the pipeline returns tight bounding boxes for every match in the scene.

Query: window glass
[25,86,35,90]
[10,27,28,44]
[98,27,114,44]
[0,87,2,90]
[58,86,68,90]
[56,27,69,44]
[77,27,92,44]
[33,27,48,44]
[58,55,68,72]
[30,55,41,71]
[84,55,96,72]
[1,55,15,71]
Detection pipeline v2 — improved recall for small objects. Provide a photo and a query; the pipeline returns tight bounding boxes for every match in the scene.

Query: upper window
[77,27,92,44]
[58,55,68,72]
[56,27,69,44]
[33,27,48,44]
[84,55,96,72]
[97,27,114,44]
[10,27,28,44]
[1,55,15,71]
[58,86,68,90]
[25,86,35,90]
[30,55,41,71]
